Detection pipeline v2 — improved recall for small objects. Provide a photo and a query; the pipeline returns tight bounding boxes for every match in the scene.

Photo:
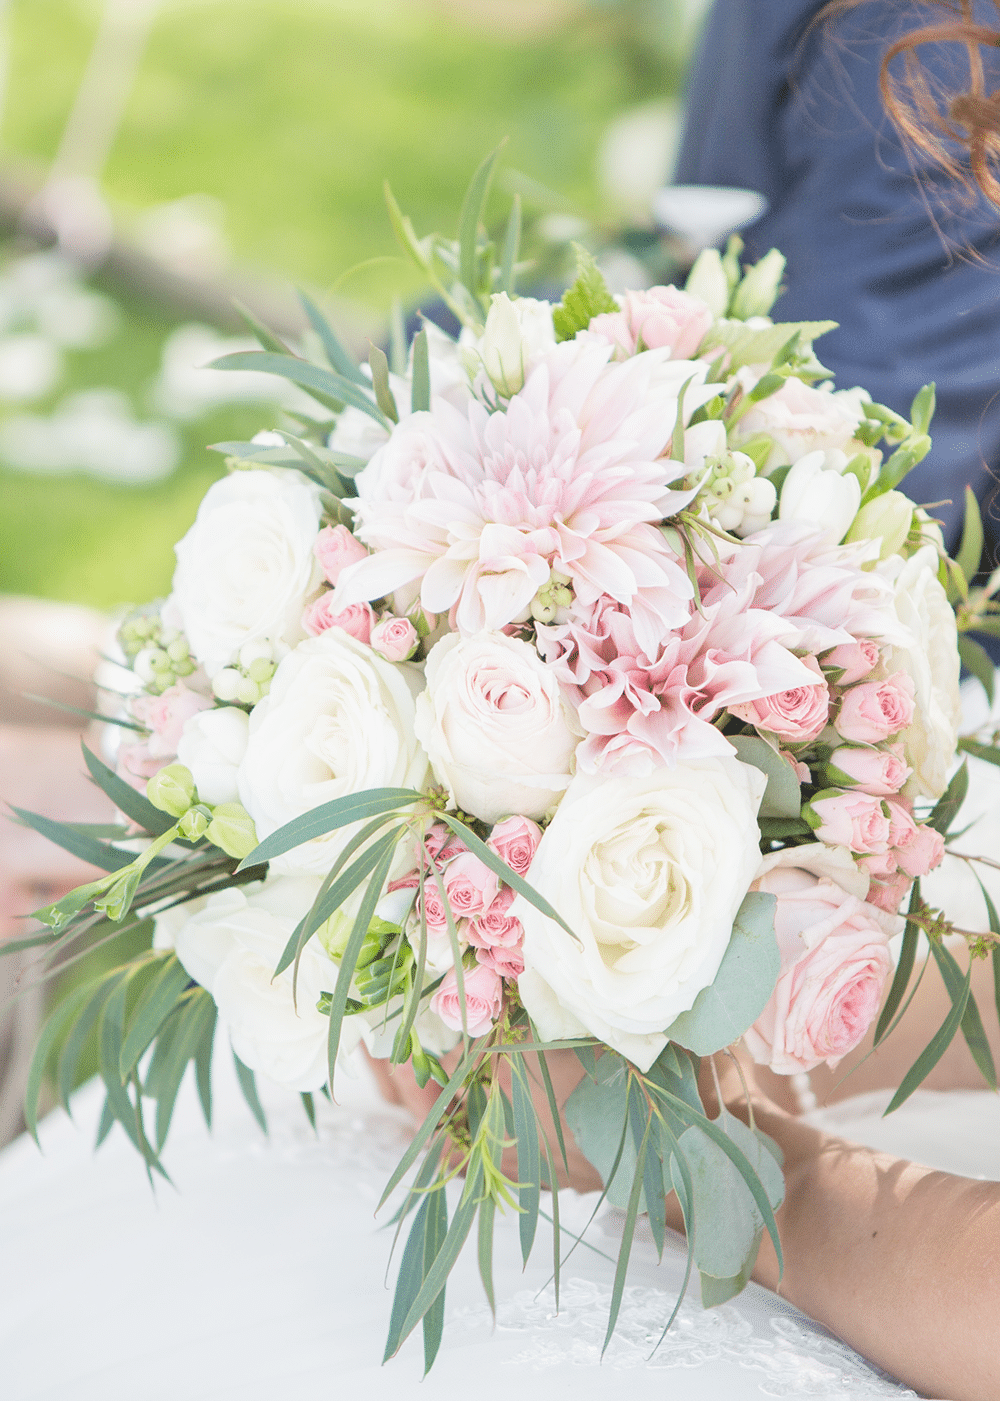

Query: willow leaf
[511,1056,541,1264]
[233,1050,267,1133]
[239,788,421,869]
[326,840,398,1091]
[458,145,503,313]
[874,885,921,1044]
[297,290,367,384]
[438,814,577,941]
[884,965,971,1115]
[930,941,997,1089]
[82,744,176,836]
[602,1109,650,1357]
[410,326,430,413]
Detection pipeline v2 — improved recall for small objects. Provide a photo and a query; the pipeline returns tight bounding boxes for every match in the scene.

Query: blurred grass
[0,0,692,611]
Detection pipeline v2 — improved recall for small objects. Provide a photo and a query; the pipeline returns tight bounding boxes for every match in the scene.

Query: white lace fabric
[2,1051,976,1401]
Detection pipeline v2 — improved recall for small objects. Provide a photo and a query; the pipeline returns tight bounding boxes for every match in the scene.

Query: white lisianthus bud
[729,248,786,319]
[147,764,197,817]
[844,490,913,560]
[481,292,528,396]
[778,448,862,543]
[684,248,730,317]
[212,668,243,703]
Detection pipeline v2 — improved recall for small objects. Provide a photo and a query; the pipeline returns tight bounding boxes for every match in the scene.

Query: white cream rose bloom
[414,631,583,824]
[733,378,863,472]
[172,876,358,1091]
[176,705,250,805]
[238,628,430,874]
[882,545,961,798]
[514,758,767,1071]
[170,468,323,676]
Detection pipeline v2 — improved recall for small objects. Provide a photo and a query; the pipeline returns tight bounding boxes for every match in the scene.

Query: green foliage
[552,244,617,341]
[728,736,802,820]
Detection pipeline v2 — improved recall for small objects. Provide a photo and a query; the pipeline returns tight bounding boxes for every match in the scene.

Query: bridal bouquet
[12,151,1000,1371]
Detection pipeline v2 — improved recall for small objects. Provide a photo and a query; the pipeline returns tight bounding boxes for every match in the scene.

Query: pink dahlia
[335,340,712,657]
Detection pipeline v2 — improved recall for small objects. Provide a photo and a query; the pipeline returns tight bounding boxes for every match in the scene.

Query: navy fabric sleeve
[676,0,1000,555]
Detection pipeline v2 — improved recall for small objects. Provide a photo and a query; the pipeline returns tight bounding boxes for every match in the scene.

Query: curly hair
[821,1,1000,204]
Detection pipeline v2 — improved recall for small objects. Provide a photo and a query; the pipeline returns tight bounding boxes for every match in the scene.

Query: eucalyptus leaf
[663,892,778,1055]
[728,735,802,819]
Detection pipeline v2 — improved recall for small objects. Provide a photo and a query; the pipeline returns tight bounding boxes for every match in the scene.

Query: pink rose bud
[729,657,830,743]
[808,789,891,854]
[884,797,917,851]
[894,822,946,878]
[430,962,503,1037]
[829,744,911,796]
[130,682,212,754]
[443,851,500,919]
[370,615,419,662]
[823,640,881,685]
[486,815,542,877]
[865,870,912,915]
[834,672,915,743]
[475,943,525,980]
[313,524,368,585]
[588,285,714,361]
[467,887,523,951]
[745,863,893,1073]
[858,850,898,879]
[780,750,812,784]
[302,595,374,643]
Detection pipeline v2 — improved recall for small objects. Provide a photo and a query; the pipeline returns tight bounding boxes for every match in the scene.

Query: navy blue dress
[675,0,1000,556]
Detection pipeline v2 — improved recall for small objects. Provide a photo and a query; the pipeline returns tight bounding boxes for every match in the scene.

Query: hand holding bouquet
[12,150,1000,1372]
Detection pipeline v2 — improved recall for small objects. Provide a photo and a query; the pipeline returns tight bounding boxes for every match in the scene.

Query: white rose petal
[177,705,250,805]
[237,628,430,874]
[778,448,862,543]
[414,631,582,824]
[171,468,323,677]
[882,545,962,798]
[514,758,767,1071]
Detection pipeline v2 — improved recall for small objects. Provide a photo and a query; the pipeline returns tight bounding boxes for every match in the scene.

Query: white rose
[176,705,250,805]
[173,876,355,1091]
[882,545,962,798]
[514,758,767,1071]
[733,379,863,471]
[778,448,862,543]
[171,468,323,676]
[414,631,582,824]
[238,628,430,874]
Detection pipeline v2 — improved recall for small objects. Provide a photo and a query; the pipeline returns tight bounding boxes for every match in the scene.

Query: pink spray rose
[313,524,368,585]
[865,868,913,915]
[835,672,915,743]
[370,615,418,662]
[885,799,946,878]
[443,851,500,920]
[829,744,911,796]
[729,656,830,743]
[823,639,881,685]
[467,885,524,951]
[587,285,713,361]
[118,683,213,790]
[430,961,503,1037]
[780,751,812,784]
[486,815,542,877]
[476,943,525,980]
[809,789,891,854]
[745,859,893,1073]
[301,596,375,643]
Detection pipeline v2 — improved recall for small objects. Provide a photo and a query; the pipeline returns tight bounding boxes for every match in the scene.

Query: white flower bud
[212,668,243,702]
[239,639,274,669]
[684,248,730,317]
[845,490,913,560]
[779,449,862,543]
[480,292,527,397]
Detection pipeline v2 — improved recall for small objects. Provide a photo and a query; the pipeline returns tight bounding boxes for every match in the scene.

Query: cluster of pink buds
[302,524,430,660]
[391,816,541,1037]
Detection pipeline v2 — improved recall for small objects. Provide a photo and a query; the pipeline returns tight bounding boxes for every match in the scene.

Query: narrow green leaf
[56,979,115,1110]
[927,760,969,835]
[884,964,971,1115]
[874,889,920,1045]
[194,1005,216,1129]
[233,299,290,355]
[300,1091,317,1132]
[477,1195,497,1318]
[150,991,216,1150]
[958,635,995,707]
[500,193,521,296]
[421,1183,449,1375]
[395,1161,483,1352]
[377,1045,479,1211]
[233,1049,268,1133]
[438,814,578,942]
[910,381,936,435]
[100,979,159,1169]
[510,1056,541,1263]
[297,290,367,384]
[458,145,503,313]
[958,737,1000,768]
[602,1106,650,1357]
[326,840,398,1093]
[273,429,349,494]
[24,974,117,1139]
[9,805,135,874]
[239,787,421,869]
[956,485,984,584]
[209,351,390,428]
[540,1131,561,1309]
[19,693,145,731]
[533,1039,570,1174]
[82,744,176,836]
[410,325,430,414]
[119,954,192,1078]
[368,344,399,424]
[930,941,997,1089]
[385,1192,433,1363]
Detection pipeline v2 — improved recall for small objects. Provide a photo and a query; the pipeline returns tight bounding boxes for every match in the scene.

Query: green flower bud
[146,764,197,817]
[178,807,210,841]
[844,490,913,560]
[729,248,786,320]
[684,247,730,318]
[166,637,189,662]
[247,657,274,683]
[205,802,259,860]
[235,676,260,706]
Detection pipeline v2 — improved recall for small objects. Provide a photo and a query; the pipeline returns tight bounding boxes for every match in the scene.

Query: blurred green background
[0,0,705,611]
